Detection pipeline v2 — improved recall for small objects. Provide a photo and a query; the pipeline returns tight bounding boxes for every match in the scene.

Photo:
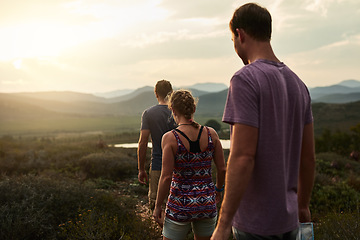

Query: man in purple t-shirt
[212,3,316,240]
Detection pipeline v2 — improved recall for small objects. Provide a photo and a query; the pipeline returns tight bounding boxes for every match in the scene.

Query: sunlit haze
[0,0,359,93]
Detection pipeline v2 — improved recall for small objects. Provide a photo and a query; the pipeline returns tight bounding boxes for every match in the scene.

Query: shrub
[205,119,221,132]
[59,208,131,240]
[316,153,347,178]
[79,151,137,181]
[0,175,157,240]
[311,181,360,214]
[347,173,360,192]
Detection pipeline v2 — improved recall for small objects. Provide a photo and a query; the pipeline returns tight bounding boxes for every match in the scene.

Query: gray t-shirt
[141,104,176,170]
[222,59,313,235]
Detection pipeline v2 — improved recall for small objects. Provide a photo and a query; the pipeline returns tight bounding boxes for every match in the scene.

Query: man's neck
[158,98,167,105]
[247,41,280,64]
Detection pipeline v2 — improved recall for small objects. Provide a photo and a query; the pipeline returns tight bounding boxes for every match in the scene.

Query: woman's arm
[210,128,226,202]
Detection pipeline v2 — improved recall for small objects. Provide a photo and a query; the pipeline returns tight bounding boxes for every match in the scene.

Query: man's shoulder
[143,105,171,118]
[145,104,168,111]
[143,104,160,114]
[233,63,259,78]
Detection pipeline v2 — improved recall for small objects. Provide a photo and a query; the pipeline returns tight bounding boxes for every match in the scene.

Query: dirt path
[116,178,163,239]
[135,200,163,239]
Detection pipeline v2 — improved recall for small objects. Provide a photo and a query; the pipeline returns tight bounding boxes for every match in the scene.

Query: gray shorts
[232,226,299,240]
[163,216,217,240]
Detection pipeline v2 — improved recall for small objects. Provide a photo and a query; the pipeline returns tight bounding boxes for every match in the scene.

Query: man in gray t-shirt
[137,80,176,210]
[212,3,316,240]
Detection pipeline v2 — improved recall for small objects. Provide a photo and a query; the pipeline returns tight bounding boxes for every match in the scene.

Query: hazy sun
[0,0,169,67]
[0,21,81,62]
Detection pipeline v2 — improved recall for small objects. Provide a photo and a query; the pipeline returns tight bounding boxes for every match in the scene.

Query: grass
[0,133,359,239]
[0,116,142,136]
[0,175,157,240]
[314,211,360,239]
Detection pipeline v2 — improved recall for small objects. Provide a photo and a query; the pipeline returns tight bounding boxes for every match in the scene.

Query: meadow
[0,127,359,239]
[0,115,226,137]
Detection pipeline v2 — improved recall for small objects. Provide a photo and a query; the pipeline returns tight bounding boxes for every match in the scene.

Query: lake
[112,139,231,149]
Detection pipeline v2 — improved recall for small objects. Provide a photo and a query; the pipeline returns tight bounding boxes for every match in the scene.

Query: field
[0,129,359,239]
[0,106,360,239]
[0,116,141,136]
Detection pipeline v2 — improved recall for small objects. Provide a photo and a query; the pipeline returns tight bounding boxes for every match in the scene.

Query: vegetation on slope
[0,131,359,239]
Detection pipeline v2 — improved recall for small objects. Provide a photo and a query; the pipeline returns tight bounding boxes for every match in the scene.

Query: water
[113,139,230,149]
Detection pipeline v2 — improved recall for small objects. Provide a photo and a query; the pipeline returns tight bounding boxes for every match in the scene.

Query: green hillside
[1,91,360,137]
[196,90,228,117]
[312,101,360,135]
[313,92,360,104]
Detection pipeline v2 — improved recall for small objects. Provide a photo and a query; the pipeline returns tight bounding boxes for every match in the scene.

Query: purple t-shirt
[222,59,313,235]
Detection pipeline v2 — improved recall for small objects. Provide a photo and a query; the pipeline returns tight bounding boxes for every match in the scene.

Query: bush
[0,175,157,240]
[0,138,92,176]
[59,208,130,240]
[205,119,221,132]
[79,151,137,181]
[347,173,360,192]
[311,181,360,214]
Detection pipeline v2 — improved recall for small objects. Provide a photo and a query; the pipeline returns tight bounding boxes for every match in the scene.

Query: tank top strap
[174,126,204,153]
[174,126,204,143]
[171,129,182,147]
[205,126,214,149]
[196,125,204,141]
[174,128,191,143]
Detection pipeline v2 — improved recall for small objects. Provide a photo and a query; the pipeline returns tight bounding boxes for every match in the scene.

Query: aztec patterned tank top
[165,126,217,222]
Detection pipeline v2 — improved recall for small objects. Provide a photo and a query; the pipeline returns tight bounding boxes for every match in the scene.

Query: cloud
[158,0,235,20]
[284,32,360,87]
[1,78,27,85]
[0,0,95,26]
[0,0,359,92]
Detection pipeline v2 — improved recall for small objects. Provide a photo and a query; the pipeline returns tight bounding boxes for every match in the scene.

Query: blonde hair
[168,90,199,128]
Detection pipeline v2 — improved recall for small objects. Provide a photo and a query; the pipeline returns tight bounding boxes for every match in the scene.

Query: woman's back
[173,125,209,153]
[165,126,217,222]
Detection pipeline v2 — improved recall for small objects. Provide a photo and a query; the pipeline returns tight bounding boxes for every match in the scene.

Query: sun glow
[0,1,169,62]
[0,21,84,61]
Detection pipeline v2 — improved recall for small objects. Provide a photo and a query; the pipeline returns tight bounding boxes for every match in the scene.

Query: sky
[0,0,359,93]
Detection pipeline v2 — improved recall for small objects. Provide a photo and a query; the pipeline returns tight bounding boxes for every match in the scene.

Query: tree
[205,119,221,132]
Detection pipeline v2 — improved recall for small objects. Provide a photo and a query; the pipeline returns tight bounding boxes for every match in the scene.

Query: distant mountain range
[92,79,360,104]
[309,79,360,103]
[1,80,360,136]
[1,80,360,119]
[93,82,228,99]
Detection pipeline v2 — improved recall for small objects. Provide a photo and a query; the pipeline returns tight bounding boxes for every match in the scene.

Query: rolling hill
[196,90,228,117]
[309,79,360,102]
[313,92,360,103]
[1,79,360,136]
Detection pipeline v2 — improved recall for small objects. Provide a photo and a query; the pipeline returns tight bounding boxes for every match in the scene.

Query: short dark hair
[229,3,272,41]
[155,80,173,100]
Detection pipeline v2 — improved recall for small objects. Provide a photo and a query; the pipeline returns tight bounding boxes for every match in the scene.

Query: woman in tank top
[153,90,226,240]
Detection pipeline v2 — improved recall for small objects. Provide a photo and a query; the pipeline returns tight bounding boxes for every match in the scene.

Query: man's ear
[237,28,246,42]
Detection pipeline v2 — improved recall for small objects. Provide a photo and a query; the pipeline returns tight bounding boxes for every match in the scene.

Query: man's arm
[153,132,175,225]
[298,123,316,222]
[211,123,258,240]
[137,129,150,184]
